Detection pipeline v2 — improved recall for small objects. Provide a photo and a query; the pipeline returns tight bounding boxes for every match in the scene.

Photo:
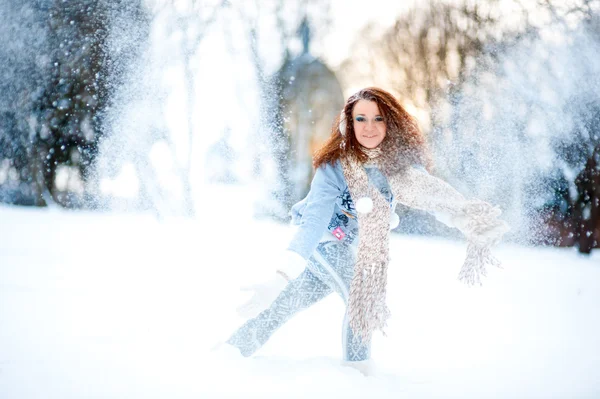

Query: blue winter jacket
[287,160,396,260]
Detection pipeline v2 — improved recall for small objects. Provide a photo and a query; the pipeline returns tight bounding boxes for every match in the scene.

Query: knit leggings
[226,240,370,362]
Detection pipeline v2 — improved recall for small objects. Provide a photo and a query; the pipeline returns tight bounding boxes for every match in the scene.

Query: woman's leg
[226,267,333,357]
[307,241,371,362]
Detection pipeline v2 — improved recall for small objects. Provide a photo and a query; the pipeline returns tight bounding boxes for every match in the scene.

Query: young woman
[224,87,508,374]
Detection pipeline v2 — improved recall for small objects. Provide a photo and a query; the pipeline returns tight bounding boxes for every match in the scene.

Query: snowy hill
[0,203,599,399]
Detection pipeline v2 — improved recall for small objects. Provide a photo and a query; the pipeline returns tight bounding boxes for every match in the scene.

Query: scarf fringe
[454,201,509,285]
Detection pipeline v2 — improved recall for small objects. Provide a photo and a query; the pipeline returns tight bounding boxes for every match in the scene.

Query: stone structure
[273,19,344,210]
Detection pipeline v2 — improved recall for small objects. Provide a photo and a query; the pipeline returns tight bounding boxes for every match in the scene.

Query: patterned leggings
[226,240,370,362]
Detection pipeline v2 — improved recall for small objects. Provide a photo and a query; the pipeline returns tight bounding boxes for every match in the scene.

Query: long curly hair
[313,87,431,172]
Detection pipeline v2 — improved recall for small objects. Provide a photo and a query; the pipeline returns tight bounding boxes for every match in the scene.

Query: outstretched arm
[236,163,340,319]
[389,166,510,285]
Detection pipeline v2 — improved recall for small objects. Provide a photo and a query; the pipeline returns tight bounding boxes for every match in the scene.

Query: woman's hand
[235,250,306,319]
[236,274,288,319]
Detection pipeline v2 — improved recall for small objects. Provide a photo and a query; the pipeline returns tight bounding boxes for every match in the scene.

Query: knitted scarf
[341,148,508,343]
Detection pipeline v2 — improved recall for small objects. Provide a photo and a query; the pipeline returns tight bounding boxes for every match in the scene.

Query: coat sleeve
[390,166,510,285]
[287,162,341,260]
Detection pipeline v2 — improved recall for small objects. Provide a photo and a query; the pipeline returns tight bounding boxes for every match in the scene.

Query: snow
[1,198,599,399]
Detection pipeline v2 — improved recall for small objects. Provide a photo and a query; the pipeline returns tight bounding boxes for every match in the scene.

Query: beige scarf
[341,148,509,342]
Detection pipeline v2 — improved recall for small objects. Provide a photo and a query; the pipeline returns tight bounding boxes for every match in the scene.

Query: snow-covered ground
[1,196,599,399]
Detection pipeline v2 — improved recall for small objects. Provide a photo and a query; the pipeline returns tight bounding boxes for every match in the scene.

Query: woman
[224,87,508,374]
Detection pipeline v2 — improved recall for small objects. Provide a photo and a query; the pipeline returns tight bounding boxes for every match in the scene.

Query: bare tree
[340,0,600,252]
[155,0,227,216]
[340,0,534,130]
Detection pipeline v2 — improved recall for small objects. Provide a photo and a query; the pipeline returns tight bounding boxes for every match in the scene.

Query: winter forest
[1,0,599,398]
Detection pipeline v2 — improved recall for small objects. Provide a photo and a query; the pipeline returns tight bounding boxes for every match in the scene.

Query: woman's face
[352,99,387,149]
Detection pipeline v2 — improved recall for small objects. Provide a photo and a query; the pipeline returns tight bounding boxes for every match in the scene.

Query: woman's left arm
[389,166,510,285]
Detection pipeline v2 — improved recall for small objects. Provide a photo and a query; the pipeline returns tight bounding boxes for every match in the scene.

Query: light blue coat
[287,160,396,260]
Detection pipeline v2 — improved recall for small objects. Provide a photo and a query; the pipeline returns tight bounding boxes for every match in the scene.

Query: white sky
[317,0,417,67]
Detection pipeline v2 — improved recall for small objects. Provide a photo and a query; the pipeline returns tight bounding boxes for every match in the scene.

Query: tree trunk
[575,145,600,254]
[181,50,196,218]
[27,143,48,207]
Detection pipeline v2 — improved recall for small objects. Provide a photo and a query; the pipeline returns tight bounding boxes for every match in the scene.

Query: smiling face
[352,99,387,149]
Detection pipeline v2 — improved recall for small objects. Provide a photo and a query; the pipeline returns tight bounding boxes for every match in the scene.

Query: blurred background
[0,0,598,254]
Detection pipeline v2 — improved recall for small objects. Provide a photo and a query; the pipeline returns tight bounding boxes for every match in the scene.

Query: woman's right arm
[235,163,341,318]
[287,162,341,260]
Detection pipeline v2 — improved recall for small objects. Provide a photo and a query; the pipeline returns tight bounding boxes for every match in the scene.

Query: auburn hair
[313,87,431,171]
